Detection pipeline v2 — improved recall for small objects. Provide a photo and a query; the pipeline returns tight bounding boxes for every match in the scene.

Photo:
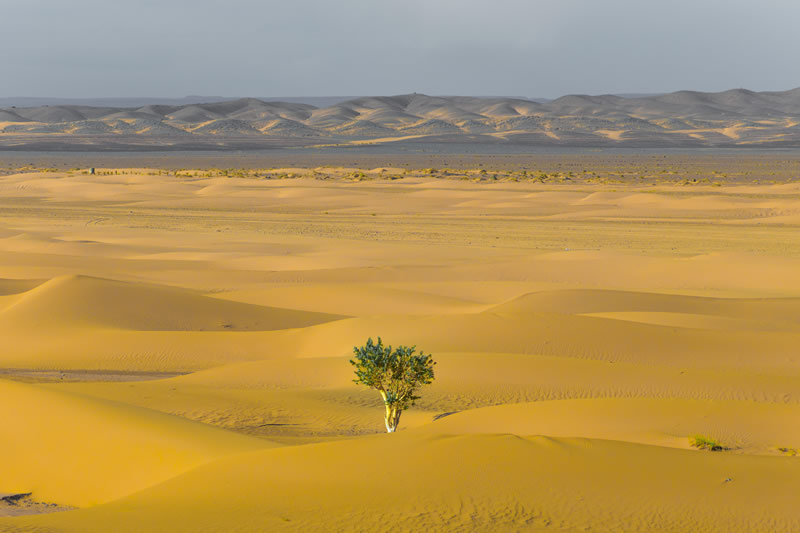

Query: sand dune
[0,278,44,296]
[0,379,269,507]
[0,167,798,530]
[4,87,800,149]
[581,310,799,332]
[214,283,484,316]
[0,275,343,331]
[191,118,263,136]
[418,398,800,453]
[493,289,800,326]
[9,434,800,532]
[258,311,800,372]
[55,350,800,445]
[166,105,223,123]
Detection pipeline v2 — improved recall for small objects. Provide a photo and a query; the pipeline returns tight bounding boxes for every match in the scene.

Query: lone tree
[350,337,436,433]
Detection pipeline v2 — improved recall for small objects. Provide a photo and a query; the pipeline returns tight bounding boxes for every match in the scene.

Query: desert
[6,0,800,527]
[2,89,800,151]
[0,154,799,531]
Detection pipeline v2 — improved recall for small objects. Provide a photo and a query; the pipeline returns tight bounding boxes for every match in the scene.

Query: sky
[2,0,799,99]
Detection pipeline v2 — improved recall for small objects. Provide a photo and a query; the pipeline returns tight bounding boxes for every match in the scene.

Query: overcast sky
[2,0,799,98]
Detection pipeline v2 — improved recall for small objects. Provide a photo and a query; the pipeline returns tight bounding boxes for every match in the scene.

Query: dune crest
[0,274,345,331]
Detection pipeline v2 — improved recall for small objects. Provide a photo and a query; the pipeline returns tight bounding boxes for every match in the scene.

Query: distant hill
[0,96,361,109]
[1,89,798,150]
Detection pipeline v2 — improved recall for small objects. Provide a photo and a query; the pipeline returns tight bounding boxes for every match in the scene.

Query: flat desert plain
[1,159,800,531]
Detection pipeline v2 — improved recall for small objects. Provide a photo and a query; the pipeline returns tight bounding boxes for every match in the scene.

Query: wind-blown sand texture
[1,161,800,531]
[1,88,800,150]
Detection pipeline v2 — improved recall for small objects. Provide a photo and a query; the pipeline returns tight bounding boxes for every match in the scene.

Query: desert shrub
[350,337,435,433]
[689,435,728,451]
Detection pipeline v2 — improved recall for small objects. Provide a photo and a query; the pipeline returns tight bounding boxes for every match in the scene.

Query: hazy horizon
[3,0,799,99]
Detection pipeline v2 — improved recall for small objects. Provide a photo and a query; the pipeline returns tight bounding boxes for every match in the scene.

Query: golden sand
[1,167,799,531]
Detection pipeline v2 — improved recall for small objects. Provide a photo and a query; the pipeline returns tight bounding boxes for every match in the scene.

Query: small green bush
[689,435,728,451]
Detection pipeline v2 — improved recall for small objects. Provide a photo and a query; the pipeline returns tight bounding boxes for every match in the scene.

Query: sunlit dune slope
[267,311,800,370]
[0,379,271,507]
[5,284,800,375]
[241,252,800,296]
[493,288,800,326]
[48,357,433,441]
[0,275,351,371]
[416,398,800,453]
[9,434,800,532]
[0,327,285,371]
[54,350,800,443]
[0,274,344,331]
[214,282,484,316]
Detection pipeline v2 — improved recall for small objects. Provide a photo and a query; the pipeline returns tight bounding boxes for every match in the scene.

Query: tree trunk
[384,404,402,433]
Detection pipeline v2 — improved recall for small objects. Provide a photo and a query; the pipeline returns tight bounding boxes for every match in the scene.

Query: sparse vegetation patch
[689,435,728,451]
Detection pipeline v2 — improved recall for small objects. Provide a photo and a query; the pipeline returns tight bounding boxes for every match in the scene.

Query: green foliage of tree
[350,337,435,433]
